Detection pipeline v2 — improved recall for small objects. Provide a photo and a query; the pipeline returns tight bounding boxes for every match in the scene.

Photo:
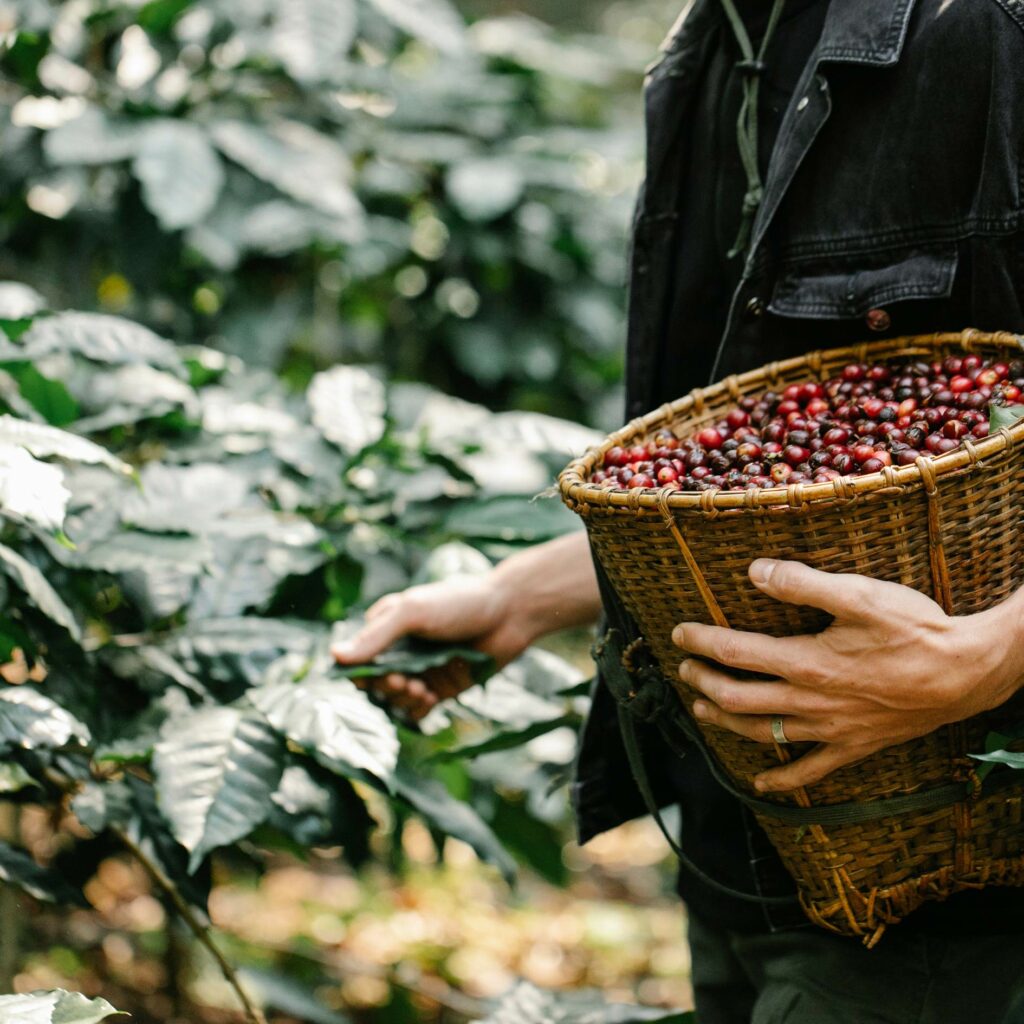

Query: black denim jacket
[572,0,1024,924]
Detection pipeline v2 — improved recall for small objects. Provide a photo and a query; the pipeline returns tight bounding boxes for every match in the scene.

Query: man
[335,1,1024,1020]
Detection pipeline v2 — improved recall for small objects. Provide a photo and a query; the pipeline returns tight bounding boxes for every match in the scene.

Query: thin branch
[42,765,266,1024]
[109,824,268,1024]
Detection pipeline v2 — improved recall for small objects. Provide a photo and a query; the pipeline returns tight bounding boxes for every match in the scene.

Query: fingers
[677,658,823,716]
[753,741,880,792]
[332,597,422,665]
[356,672,439,721]
[672,622,810,679]
[691,702,818,745]
[748,559,876,621]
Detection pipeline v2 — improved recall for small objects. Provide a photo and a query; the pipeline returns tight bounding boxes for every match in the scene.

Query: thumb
[332,606,414,665]
[748,558,872,621]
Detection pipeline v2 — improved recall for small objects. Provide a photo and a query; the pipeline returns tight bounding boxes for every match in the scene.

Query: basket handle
[656,491,730,628]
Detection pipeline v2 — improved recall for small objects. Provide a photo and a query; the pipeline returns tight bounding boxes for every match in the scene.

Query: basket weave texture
[560,331,1024,943]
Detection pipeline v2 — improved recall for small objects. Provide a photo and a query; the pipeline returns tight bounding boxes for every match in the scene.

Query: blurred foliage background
[0,0,680,426]
[0,1,695,1022]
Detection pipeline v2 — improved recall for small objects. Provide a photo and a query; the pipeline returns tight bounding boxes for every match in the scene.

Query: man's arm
[332,531,602,719]
[673,559,1024,791]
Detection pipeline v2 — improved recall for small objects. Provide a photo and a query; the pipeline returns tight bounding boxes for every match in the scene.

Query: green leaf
[0,445,71,532]
[154,706,284,872]
[444,495,579,544]
[3,364,79,426]
[238,968,353,1024]
[307,365,386,456]
[434,716,575,761]
[488,794,567,886]
[392,760,516,886]
[250,675,399,787]
[0,414,131,475]
[366,0,467,54]
[270,0,357,83]
[0,990,123,1023]
[16,312,185,375]
[210,119,363,224]
[133,120,225,231]
[93,734,157,766]
[0,761,39,794]
[988,403,1024,431]
[0,282,46,320]
[0,543,80,639]
[0,686,90,750]
[971,749,1024,769]
[481,982,693,1024]
[338,642,495,686]
[137,0,194,33]
[0,840,86,905]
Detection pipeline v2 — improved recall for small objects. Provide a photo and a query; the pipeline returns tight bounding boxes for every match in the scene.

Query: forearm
[491,529,603,644]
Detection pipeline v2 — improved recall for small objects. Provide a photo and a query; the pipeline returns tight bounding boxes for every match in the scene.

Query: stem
[109,825,267,1024]
[0,804,22,992]
[41,765,264,1024]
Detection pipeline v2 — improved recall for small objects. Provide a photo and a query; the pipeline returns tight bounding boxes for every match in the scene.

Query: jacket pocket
[768,246,958,321]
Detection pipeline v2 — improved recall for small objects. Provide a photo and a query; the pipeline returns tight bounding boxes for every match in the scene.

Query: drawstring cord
[718,0,788,259]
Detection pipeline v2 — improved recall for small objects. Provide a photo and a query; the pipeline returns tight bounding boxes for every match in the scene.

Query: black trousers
[687,911,1024,1024]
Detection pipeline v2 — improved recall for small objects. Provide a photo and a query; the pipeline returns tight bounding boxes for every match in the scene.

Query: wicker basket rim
[559,329,1024,513]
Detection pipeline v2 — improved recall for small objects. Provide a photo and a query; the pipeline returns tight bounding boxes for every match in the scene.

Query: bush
[0,0,642,426]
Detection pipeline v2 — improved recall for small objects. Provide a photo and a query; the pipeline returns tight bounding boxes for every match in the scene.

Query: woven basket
[560,330,1024,943]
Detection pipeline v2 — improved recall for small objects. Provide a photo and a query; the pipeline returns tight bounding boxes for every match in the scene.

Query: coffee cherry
[697,428,724,449]
[595,352,1014,492]
[783,445,811,467]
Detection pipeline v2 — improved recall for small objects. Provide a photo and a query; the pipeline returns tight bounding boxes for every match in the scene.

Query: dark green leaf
[3,363,79,425]
[434,716,576,761]
[444,496,579,544]
[137,0,194,33]
[238,968,353,1024]
[488,794,567,887]
[392,760,516,886]
[338,643,495,685]
[0,840,86,905]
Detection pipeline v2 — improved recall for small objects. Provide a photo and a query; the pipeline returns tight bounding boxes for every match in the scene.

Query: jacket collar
[817,0,918,66]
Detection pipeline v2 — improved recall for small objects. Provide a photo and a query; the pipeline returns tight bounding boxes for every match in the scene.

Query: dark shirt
[660,0,830,399]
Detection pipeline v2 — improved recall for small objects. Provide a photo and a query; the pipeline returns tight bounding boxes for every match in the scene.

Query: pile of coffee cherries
[591,354,1024,493]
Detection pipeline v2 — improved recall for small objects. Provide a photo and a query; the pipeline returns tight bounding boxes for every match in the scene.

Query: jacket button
[865,308,891,332]
[746,297,765,317]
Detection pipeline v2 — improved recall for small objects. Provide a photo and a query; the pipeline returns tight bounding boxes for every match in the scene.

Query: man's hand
[672,558,1024,793]
[332,531,604,722]
[332,575,532,721]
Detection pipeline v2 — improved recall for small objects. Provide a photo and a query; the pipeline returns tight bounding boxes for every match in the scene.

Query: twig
[42,765,266,1024]
[110,824,268,1024]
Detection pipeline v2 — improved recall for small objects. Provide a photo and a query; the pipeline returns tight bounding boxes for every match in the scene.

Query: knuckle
[716,688,744,714]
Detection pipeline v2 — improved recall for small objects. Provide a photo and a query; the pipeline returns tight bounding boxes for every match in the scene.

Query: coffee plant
[0,0,642,426]
[0,287,696,1021]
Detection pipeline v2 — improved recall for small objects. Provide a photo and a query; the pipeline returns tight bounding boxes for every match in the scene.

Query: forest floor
[15,810,694,1023]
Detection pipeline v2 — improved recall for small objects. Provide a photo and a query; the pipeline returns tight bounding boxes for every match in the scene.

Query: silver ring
[770,716,790,745]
